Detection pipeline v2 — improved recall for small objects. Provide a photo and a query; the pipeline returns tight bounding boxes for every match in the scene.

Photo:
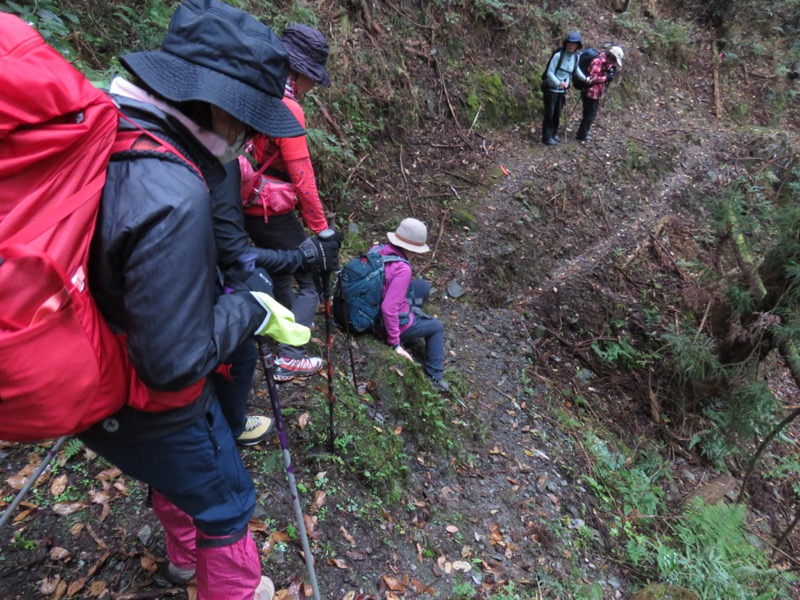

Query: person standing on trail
[78,1,317,598]
[576,45,623,142]
[541,31,587,146]
[376,218,450,393]
[241,24,334,384]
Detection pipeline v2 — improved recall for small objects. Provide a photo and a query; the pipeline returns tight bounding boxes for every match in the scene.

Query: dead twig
[399,146,415,217]
[440,170,479,186]
[113,590,180,600]
[309,94,346,142]
[342,154,368,197]
[649,232,686,279]
[417,206,450,277]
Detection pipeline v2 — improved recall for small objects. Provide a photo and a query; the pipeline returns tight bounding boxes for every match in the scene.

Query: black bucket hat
[120,0,304,138]
[281,24,332,88]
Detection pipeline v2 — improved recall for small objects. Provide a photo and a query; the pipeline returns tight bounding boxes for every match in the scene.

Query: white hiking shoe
[273,355,323,382]
[254,575,275,600]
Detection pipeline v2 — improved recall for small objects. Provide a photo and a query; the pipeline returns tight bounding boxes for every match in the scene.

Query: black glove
[225,265,273,296]
[606,66,617,84]
[298,231,342,274]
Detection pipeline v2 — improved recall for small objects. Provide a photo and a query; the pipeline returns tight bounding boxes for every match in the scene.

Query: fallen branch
[440,170,479,186]
[417,207,450,277]
[309,94,346,142]
[399,146,415,217]
[342,154,368,197]
[432,55,462,132]
[712,41,723,119]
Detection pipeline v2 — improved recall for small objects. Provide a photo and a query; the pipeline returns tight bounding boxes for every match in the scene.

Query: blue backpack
[333,247,408,333]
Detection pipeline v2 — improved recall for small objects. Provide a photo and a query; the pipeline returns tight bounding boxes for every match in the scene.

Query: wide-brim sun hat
[387,218,430,254]
[281,23,332,88]
[608,45,624,67]
[121,0,304,139]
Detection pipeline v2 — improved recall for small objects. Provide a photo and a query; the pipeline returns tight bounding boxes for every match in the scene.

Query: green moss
[464,70,538,128]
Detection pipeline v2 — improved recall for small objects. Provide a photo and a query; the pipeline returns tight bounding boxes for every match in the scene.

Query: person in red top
[576,45,623,142]
[243,24,332,382]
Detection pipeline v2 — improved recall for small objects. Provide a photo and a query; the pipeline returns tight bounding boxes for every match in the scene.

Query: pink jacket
[374,244,414,346]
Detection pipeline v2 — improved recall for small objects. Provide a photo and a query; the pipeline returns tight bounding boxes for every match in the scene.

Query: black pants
[576,94,599,140]
[541,88,565,142]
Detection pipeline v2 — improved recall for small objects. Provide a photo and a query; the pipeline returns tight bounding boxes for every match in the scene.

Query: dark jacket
[214,160,308,274]
[85,95,266,441]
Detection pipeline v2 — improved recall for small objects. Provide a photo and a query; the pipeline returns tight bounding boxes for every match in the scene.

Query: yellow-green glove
[250,292,311,346]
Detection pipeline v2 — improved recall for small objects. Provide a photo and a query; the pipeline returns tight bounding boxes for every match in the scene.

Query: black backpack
[540,47,565,90]
[572,48,600,90]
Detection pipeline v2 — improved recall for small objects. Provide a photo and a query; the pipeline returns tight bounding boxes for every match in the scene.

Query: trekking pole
[561,95,581,140]
[316,228,337,453]
[256,340,321,600]
[0,435,68,530]
[337,278,359,392]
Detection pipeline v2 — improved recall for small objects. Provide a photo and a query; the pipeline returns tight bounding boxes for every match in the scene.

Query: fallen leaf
[89,579,107,596]
[382,575,405,592]
[49,547,71,561]
[340,526,355,546]
[445,525,459,534]
[390,366,404,377]
[393,426,403,435]
[303,513,319,540]
[67,578,86,596]
[50,474,68,497]
[112,480,129,495]
[461,545,472,558]
[297,412,310,429]
[52,579,67,600]
[249,518,269,533]
[140,554,158,573]
[312,490,326,511]
[452,560,472,572]
[52,502,86,516]
[95,467,122,481]
[327,557,350,570]
[90,489,112,504]
[70,523,84,536]
[6,463,36,491]
[411,578,435,594]
[41,575,60,594]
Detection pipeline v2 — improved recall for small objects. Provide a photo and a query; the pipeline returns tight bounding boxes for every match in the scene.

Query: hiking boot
[431,378,450,393]
[553,135,561,142]
[254,576,275,600]
[273,356,323,382]
[544,138,559,146]
[167,562,196,584]
[236,415,274,446]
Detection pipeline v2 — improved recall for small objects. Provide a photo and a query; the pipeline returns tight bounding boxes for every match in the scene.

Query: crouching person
[78,1,312,598]
[378,218,449,393]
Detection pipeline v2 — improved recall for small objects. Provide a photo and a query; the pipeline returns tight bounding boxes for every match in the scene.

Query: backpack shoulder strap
[370,245,409,265]
[112,113,205,184]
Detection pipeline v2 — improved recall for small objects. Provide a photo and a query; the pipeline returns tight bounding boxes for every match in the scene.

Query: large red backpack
[0,14,202,441]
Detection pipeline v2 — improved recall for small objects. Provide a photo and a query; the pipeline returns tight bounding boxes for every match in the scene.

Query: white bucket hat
[387,218,430,254]
[608,46,624,67]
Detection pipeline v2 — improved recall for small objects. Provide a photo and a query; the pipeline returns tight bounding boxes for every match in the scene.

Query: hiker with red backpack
[0,0,326,597]
[375,218,450,393]
[575,45,624,142]
[239,24,334,384]
[540,31,588,146]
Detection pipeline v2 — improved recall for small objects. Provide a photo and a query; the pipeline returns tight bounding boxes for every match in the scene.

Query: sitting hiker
[377,218,449,393]
[576,45,623,142]
[541,31,587,146]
